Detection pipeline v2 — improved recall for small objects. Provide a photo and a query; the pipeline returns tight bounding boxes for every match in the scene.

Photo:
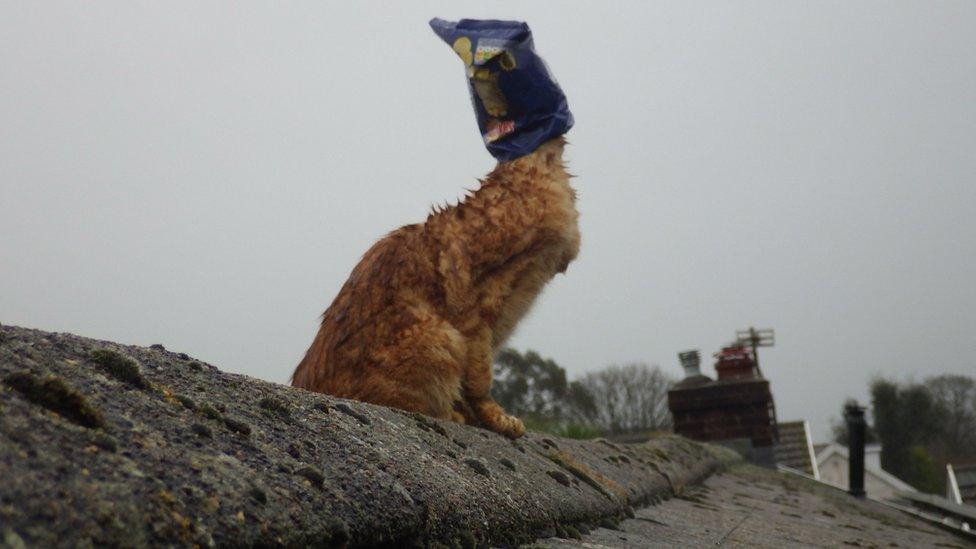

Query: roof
[539,463,974,548]
[815,442,917,493]
[0,324,730,547]
[897,490,976,524]
[773,420,819,478]
[2,324,968,548]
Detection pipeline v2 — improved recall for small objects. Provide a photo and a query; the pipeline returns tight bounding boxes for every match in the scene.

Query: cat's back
[325,223,437,333]
[291,223,437,390]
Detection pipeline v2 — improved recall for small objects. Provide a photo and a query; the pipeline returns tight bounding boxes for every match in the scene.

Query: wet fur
[291,138,579,438]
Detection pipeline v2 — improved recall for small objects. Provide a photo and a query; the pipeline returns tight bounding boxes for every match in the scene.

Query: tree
[492,350,675,438]
[870,378,944,492]
[573,363,673,434]
[924,374,976,460]
[906,446,941,494]
[831,398,878,445]
[491,349,602,438]
[565,380,598,425]
[837,374,976,495]
[492,348,569,421]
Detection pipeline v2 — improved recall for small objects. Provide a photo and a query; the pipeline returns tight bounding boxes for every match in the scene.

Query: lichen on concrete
[3,370,105,428]
[89,348,151,391]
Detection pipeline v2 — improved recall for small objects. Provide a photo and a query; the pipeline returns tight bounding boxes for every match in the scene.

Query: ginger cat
[291,137,578,438]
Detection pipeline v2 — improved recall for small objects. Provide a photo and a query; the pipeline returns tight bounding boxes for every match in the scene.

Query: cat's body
[291,137,578,438]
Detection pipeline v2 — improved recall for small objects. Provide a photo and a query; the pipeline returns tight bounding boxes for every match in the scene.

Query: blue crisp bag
[430,18,574,162]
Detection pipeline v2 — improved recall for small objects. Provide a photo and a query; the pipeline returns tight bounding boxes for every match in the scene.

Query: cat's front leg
[471,398,525,439]
[462,331,525,439]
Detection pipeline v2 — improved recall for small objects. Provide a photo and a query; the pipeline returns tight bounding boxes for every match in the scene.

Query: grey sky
[2,2,974,441]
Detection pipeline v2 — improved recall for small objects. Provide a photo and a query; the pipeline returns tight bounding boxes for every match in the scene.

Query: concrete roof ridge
[0,324,736,547]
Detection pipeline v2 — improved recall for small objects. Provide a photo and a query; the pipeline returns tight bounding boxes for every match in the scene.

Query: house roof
[815,442,917,493]
[773,420,819,478]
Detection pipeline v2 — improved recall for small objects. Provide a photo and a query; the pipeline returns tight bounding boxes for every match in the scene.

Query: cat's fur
[291,137,579,438]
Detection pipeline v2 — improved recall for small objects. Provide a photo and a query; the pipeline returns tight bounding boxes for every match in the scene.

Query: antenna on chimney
[735,327,774,378]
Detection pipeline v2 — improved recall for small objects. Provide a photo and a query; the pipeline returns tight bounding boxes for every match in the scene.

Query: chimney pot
[678,350,701,378]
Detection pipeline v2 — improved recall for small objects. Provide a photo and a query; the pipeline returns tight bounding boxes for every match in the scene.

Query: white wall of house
[815,443,916,501]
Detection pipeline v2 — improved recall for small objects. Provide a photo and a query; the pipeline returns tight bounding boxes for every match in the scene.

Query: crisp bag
[430,18,574,162]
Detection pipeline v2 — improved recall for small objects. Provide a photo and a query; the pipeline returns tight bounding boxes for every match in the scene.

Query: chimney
[714,345,758,380]
[845,403,867,498]
[668,346,777,468]
[678,350,701,378]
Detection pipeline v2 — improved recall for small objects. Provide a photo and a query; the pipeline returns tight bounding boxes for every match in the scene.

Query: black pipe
[845,403,866,498]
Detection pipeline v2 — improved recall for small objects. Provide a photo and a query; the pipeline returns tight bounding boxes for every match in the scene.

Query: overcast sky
[2,2,974,441]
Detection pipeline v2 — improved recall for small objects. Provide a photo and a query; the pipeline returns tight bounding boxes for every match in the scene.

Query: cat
[291,137,579,438]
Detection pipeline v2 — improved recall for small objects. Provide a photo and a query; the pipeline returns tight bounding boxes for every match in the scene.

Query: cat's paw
[496,414,525,439]
[471,399,525,438]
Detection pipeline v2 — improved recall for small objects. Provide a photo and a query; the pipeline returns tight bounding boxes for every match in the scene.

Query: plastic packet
[430,18,574,162]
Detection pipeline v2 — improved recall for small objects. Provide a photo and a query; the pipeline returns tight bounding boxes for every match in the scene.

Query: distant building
[815,442,916,501]
[947,463,976,506]
[668,346,777,467]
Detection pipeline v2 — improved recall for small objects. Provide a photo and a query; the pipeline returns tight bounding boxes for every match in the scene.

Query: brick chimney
[668,345,777,467]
